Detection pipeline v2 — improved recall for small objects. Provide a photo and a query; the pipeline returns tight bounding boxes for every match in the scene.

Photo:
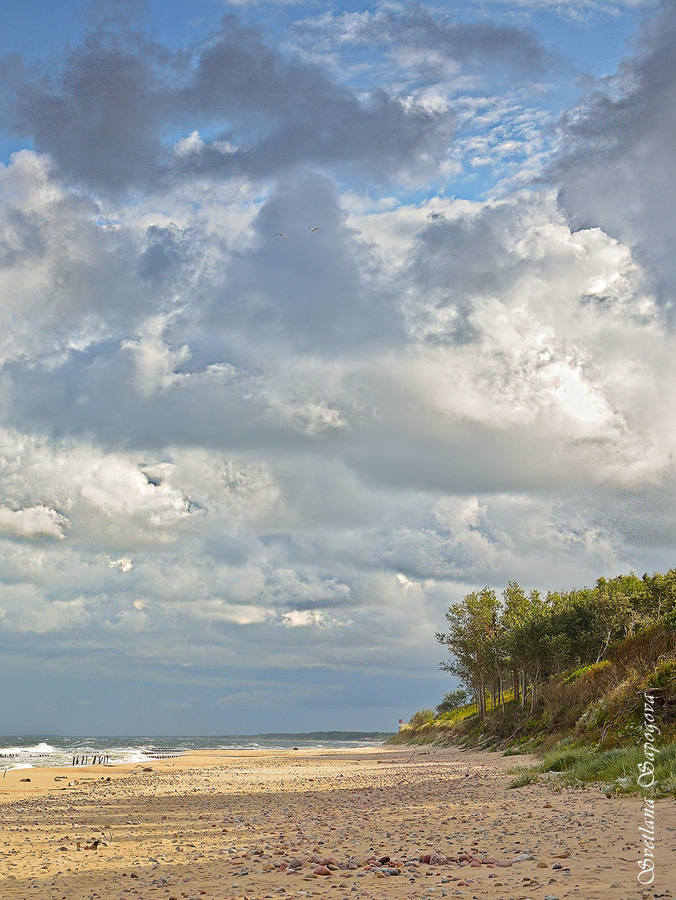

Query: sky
[0,0,674,736]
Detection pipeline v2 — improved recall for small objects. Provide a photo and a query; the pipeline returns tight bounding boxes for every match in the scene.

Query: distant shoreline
[0,733,394,772]
[0,731,393,740]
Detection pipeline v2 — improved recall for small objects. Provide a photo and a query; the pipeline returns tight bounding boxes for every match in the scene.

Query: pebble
[314,865,332,876]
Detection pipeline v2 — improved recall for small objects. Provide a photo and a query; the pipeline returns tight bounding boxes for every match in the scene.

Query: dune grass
[507,740,676,797]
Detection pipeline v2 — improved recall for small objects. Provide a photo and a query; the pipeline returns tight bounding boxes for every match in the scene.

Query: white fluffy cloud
[0,505,68,539]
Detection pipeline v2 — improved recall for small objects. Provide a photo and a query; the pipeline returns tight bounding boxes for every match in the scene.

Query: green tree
[595,574,648,654]
[436,689,468,715]
[501,581,530,706]
[643,569,676,624]
[437,587,500,720]
[503,588,545,709]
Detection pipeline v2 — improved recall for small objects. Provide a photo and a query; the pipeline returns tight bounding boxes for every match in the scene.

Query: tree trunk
[512,667,520,705]
[530,670,539,713]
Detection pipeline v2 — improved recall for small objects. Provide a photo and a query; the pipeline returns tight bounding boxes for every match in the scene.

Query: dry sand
[0,745,673,900]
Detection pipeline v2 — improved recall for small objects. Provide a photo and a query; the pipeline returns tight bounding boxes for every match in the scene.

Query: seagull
[274,232,288,238]
[308,226,321,231]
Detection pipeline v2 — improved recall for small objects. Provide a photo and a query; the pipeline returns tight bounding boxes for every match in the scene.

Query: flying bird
[274,232,288,238]
[308,226,321,231]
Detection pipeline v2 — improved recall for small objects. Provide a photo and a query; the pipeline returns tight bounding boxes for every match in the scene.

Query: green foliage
[435,689,468,715]
[655,744,676,796]
[399,566,676,782]
[541,746,591,772]
[436,587,500,719]
[507,769,539,788]
[530,741,676,798]
[568,746,642,782]
[436,568,676,738]
[502,746,529,756]
[647,657,676,690]
[408,708,436,728]
[501,737,674,798]
[562,660,611,685]
[644,569,676,623]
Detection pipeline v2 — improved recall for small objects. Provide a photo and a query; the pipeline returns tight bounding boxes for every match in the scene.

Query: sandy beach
[0,746,673,900]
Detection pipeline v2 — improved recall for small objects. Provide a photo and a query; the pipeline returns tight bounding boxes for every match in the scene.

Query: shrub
[408,708,436,728]
[563,660,611,685]
[608,624,676,673]
[436,689,468,715]
[647,657,676,690]
[662,607,676,630]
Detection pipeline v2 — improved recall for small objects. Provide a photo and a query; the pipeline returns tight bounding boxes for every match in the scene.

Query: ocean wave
[0,734,387,768]
[0,742,56,757]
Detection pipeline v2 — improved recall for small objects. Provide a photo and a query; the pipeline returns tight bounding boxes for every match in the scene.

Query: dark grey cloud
[184,17,450,181]
[139,223,197,287]
[551,3,676,310]
[293,2,560,81]
[2,13,452,194]
[10,33,167,192]
[205,173,403,355]
[402,204,525,345]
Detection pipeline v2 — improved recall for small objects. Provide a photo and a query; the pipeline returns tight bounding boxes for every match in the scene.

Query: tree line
[436,569,676,720]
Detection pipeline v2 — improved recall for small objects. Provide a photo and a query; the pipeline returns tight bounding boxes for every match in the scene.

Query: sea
[0,732,391,770]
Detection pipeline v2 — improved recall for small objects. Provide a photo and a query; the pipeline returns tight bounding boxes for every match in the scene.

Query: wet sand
[0,745,673,899]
